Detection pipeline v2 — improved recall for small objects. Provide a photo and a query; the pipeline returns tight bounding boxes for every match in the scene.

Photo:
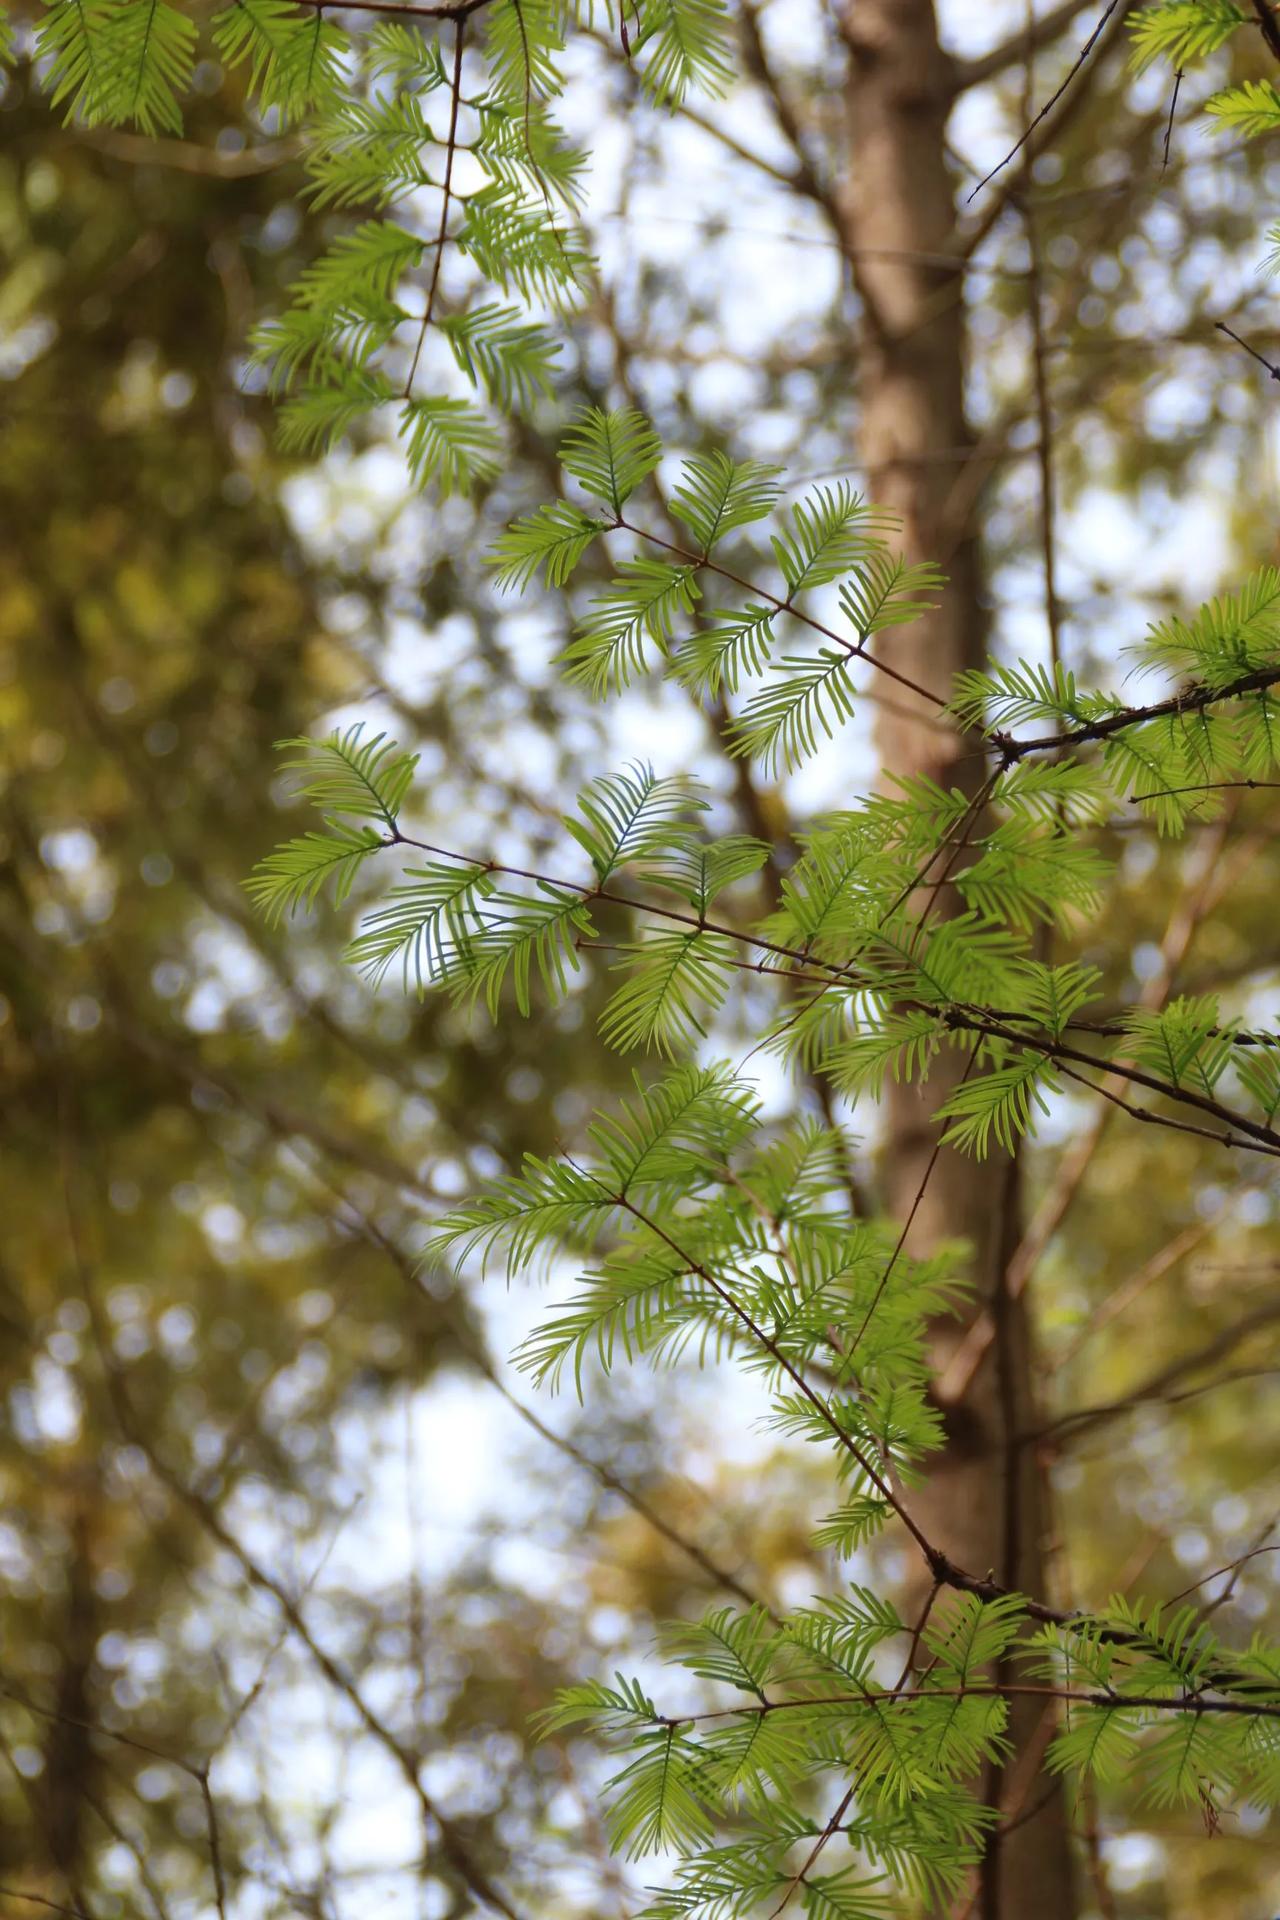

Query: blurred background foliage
[0,2,1279,1917]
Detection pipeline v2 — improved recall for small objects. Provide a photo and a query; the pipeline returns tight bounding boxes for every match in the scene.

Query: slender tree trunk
[836,5,1077,1914]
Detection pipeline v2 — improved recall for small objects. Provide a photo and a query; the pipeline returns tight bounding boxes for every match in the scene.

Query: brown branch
[995,661,1280,760]
[1250,0,1280,67]
[404,16,465,397]
[292,0,497,18]
[1215,318,1280,384]
[651,1681,1280,1726]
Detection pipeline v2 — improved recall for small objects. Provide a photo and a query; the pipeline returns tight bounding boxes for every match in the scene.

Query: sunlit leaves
[949,657,1090,735]
[839,552,946,640]
[345,862,498,993]
[1136,568,1280,684]
[564,765,706,883]
[1121,996,1236,1097]
[1205,77,1280,139]
[241,405,1280,1920]
[245,825,384,924]
[729,648,859,774]
[303,91,438,210]
[35,0,119,124]
[563,559,701,694]
[600,929,734,1053]
[1128,1,1245,72]
[632,0,734,104]
[38,0,198,131]
[937,1053,1061,1156]
[439,305,560,412]
[561,407,664,515]
[276,726,418,828]
[212,0,346,120]
[670,453,782,553]
[489,501,604,589]
[457,188,591,304]
[771,485,896,595]
[399,394,503,496]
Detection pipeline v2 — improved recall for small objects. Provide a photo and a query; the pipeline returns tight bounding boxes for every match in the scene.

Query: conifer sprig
[241,428,1280,1908]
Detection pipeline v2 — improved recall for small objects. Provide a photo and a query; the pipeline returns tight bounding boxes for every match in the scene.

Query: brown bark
[835,5,1077,1915]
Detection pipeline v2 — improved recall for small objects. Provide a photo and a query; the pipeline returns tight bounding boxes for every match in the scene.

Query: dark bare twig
[966,2,1124,202]
[1162,67,1183,170]
[1215,319,1280,383]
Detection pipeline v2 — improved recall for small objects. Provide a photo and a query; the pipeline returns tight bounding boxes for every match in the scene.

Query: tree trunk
[836,5,1077,1914]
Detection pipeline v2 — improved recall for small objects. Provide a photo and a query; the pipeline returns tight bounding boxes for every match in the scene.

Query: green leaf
[294,220,426,313]
[1121,996,1235,1097]
[105,0,197,132]
[244,825,385,925]
[633,0,734,104]
[428,1153,619,1279]
[812,1497,894,1555]
[669,453,782,552]
[484,0,565,100]
[212,0,346,119]
[922,1594,1026,1680]
[457,189,591,304]
[464,885,595,1016]
[1134,568,1280,685]
[604,1725,716,1858]
[600,930,734,1054]
[672,602,776,698]
[771,485,896,596]
[587,1063,759,1193]
[729,648,859,773]
[949,657,1089,735]
[564,764,706,882]
[439,304,560,412]
[475,98,589,208]
[1128,1,1244,73]
[562,558,701,695]
[937,1053,1061,1157]
[276,726,418,828]
[37,0,124,125]
[366,18,449,88]
[398,395,503,497]
[1205,77,1280,139]
[661,1606,780,1698]
[303,91,437,210]
[489,500,605,590]
[826,1012,945,1102]
[648,835,771,914]
[802,1869,894,1920]
[838,551,946,640]
[346,862,497,994]
[560,407,664,516]
[249,298,404,397]
[276,370,395,455]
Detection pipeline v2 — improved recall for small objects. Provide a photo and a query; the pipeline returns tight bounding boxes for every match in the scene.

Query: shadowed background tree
[0,2,1279,1917]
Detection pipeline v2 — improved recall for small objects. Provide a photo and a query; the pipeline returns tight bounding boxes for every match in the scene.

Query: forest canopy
[2,3,1280,1919]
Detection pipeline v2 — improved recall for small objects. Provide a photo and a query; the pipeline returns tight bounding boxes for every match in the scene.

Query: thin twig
[966,2,1124,202]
